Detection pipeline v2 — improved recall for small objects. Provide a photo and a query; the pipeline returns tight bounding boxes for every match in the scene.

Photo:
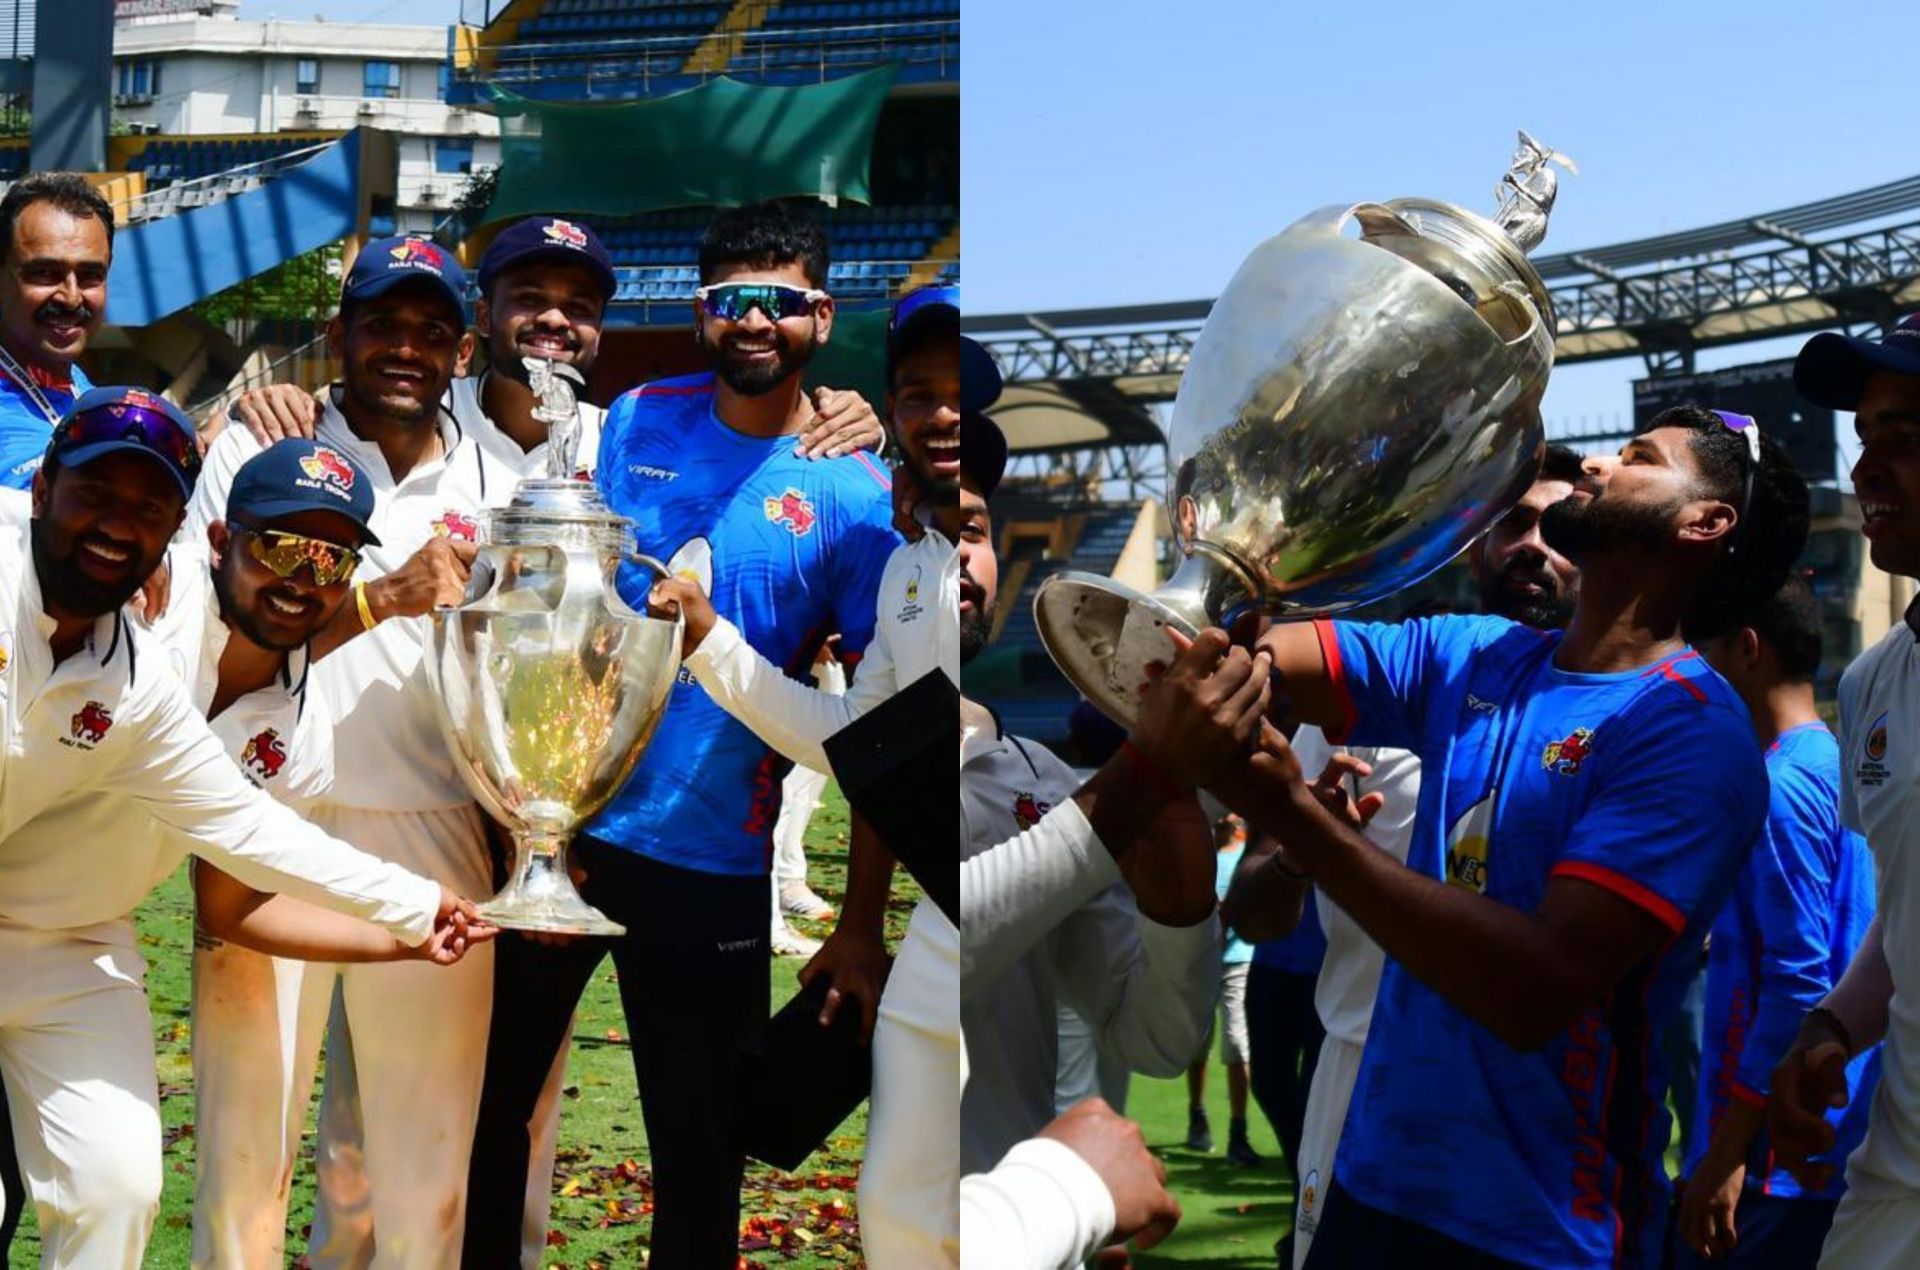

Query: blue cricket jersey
[1687,722,1880,1200]
[586,372,898,876]
[0,359,91,488]
[1320,615,1765,1269]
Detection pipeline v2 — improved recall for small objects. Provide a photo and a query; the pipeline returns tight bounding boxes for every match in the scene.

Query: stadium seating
[592,201,957,305]
[128,136,339,191]
[470,0,958,97]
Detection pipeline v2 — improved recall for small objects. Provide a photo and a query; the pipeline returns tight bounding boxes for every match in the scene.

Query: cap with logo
[477,216,618,302]
[225,438,382,546]
[47,386,202,502]
[887,284,1003,414]
[1795,311,1920,410]
[342,236,469,327]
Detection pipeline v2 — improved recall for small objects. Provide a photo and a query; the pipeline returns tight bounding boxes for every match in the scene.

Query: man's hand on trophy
[415,887,500,966]
[365,537,479,621]
[796,386,885,459]
[798,927,892,1046]
[228,383,324,446]
[1131,627,1272,791]
[646,576,717,655]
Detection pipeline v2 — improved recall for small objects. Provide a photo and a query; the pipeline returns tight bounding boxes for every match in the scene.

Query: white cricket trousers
[289,803,496,1270]
[1292,1033,1364,1270]
[860,900,960,1267]
[1819,1188,1920,1268]
[0,919,163,1269]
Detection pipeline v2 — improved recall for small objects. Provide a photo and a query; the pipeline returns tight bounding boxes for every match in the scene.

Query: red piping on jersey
[1728,1082,1768,1110]
[1638,650,1708,704]
[629,381,714,399]
[1312,619,1358,744]
[850,449,892,489]
[1550,861,1687,934]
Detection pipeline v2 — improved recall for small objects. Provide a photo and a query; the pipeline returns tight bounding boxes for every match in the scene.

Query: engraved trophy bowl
[1035,137,1571,726]
[426,361,683,936]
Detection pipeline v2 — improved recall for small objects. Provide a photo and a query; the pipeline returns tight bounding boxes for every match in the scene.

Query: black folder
[733,972,882,1170]
[822,668,959,924]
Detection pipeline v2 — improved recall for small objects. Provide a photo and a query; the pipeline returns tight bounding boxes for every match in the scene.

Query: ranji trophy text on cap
[426,360,682,935]
[1035,133,1574,725]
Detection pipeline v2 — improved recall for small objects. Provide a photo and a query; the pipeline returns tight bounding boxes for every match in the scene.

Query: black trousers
[461,839,770,1269]
[1245,963,1324,1178]
[1304,1178,1530,1269]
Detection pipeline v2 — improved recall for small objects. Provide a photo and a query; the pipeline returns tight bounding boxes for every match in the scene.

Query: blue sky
[964,0,1919,451]
[237,0,468,25]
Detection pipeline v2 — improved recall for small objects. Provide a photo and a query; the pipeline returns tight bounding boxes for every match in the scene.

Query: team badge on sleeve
[1013,792,1049,830]
[1860,710,1891,787]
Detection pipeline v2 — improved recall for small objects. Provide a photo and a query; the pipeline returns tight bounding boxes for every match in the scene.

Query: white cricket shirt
[447,373,606,481]
[959,717,1221,1174]
[188,393,522,811]
[1837,603,1920,1198]
[0,525,438,940]
[1289,725,1423,1047]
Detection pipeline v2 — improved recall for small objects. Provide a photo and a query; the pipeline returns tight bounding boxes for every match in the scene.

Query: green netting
[482,67,899,223]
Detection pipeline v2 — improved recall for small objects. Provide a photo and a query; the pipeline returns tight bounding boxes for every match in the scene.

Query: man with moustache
[1227,443,1587,1267]
[465,202,898,1268]
[0,391,481,1267]
[1208,407,1808,1268]
[0,175,108,489]
[188,237,524,1269]
[1763,318,1920,1268]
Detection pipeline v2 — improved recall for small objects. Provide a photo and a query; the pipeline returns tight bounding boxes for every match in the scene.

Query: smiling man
[188,237,525,1268]
[1760,317,1920,1269]
[463,201,899,1268]
[0,175,110,489]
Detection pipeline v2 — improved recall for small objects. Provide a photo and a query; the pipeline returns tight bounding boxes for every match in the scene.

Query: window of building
[438,61,450,101]
[435,137,474,175]
[296,58,319,95]
[363,60,401,100]
[117,59,160,99]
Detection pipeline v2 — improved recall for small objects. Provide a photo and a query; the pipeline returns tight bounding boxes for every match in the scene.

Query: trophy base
[1033,570,1202,728]
[480,839,626,937]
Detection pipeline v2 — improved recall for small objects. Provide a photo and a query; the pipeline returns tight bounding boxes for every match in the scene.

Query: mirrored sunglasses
[694,282,827,323]
[241,526,361,587]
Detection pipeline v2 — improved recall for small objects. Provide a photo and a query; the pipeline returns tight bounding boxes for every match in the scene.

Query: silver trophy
[1037,135,1569,724]
[426,358,683,935]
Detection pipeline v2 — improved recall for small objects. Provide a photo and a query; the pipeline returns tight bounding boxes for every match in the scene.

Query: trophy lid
[484,477,635,551]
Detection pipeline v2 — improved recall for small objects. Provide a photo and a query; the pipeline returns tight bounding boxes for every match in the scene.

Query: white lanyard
[0,342,63,428]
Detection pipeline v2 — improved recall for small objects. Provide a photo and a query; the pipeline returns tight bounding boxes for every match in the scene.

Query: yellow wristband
[354,582,377,631]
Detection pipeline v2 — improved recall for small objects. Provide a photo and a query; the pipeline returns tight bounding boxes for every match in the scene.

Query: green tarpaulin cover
[483,66,899,223]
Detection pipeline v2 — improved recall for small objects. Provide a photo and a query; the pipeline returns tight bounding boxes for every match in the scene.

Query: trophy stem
[479,828,626,936]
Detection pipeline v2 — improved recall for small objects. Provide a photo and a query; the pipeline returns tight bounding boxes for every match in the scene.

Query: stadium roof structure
[969,173,1920,454]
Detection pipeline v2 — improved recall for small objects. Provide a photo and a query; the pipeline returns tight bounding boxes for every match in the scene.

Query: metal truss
[975,217,1920,396]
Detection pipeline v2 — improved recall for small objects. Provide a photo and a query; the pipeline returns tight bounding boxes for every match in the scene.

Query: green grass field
[8,786,912,1269]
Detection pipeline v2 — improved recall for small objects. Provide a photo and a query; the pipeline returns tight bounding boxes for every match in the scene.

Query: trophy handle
[626,551,674,581]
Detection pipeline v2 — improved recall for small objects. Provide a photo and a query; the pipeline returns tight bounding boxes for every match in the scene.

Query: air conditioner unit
[418,184,443,203]
[294,97,318,116]
[355,100,377,116]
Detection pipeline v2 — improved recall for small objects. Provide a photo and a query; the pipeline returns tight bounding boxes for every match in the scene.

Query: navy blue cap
[49,386,202,502]
[226,439,382,547]
[477,216,617,302]
[1796,311,1920,410]
[888,284,1003,414]
[343,236,468,326]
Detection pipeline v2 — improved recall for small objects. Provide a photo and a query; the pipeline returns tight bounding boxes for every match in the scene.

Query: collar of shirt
[319,388,465,490]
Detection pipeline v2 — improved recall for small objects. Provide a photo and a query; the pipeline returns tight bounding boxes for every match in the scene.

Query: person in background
[1185,814,1264,1166]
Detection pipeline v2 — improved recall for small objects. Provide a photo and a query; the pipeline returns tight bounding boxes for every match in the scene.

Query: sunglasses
[889,284,958,338]
[1711,409,1761,559]
[54,402,202,485]
[239,525,362,587]
[694,283,827,323]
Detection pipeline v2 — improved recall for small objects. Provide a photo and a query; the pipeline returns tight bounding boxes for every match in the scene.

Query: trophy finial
[1493,129,1578,253]
[527,357,587,480]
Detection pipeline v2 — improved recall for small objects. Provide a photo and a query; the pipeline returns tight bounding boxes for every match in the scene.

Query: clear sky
[235,0,468,26]
[964,0,1919,452]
